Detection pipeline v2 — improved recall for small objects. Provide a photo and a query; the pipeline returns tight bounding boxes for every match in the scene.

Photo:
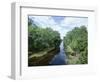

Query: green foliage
[79,47,88,64]
[28,18,61,54]
[64,26,88,64]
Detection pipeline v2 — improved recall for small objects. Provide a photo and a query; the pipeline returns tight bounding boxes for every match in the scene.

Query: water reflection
[49,42,68,65]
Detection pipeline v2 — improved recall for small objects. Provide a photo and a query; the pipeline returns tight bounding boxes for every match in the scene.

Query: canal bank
[28,48,60,66]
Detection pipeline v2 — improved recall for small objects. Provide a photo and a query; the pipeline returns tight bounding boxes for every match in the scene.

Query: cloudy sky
[28,16,88,39]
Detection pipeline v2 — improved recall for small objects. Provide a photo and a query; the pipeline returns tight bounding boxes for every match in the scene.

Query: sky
[28,16,88,39]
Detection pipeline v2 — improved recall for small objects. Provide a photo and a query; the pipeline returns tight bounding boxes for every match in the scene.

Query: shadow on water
[28,42,68,66]
[49,42,68,65]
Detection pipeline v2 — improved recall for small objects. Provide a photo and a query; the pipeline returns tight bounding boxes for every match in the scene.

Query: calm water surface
[49,42,68,65]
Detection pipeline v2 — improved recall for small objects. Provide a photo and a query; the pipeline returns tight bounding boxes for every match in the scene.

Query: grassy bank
[28,47,60,66]
[64,46,80,64]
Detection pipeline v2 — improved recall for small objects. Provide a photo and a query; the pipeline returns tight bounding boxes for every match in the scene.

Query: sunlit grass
[29,47,55,59]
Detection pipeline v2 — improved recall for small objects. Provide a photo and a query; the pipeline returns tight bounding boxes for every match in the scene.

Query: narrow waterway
[49,42,68,65]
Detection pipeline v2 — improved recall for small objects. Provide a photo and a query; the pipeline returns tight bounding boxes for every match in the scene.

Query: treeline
[28,18,61,55]
[64,26,88,64]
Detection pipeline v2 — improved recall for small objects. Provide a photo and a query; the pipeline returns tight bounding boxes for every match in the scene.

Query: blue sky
[29,16,88,39]
[52,16,65,23]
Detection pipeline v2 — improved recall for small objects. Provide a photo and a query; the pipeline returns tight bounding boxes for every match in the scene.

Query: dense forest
[63,26,88,64]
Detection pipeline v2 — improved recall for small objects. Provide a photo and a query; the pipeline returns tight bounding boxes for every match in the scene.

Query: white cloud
[29,16,52,28]
[60,17,88,31]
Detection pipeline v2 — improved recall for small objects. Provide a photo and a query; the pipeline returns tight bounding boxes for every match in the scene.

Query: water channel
[49,42,68,65]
